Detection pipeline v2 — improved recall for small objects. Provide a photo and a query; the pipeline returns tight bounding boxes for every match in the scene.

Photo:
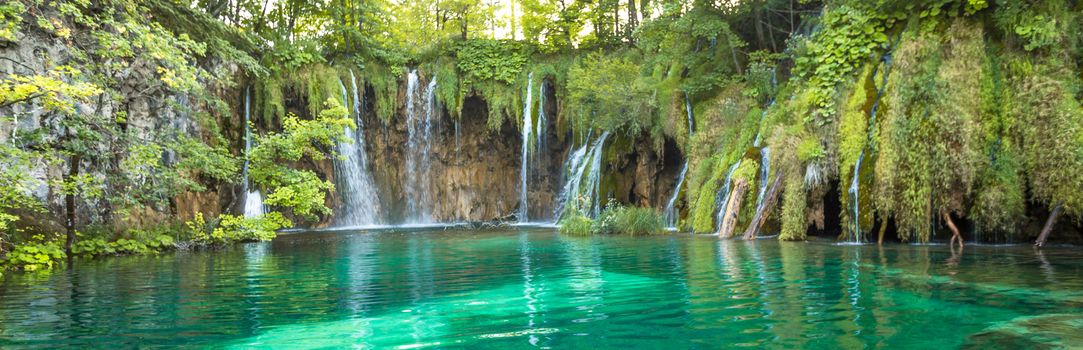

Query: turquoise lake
[2,227,1082,348]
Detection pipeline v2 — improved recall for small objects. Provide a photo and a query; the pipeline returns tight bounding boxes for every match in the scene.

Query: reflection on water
[2,228,1083,348]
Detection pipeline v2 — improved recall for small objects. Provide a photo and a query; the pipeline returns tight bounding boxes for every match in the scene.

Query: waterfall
[848,150,865,243]
[585,132,609,219]
[754,147,771,212]
[713,160,743,233]
[403,70,437,223]
[684,91,695,135]
[848,50,895,243]
[662,93,697,229]
[332,71,381,226]
[519,73,534,223]
[554,132,610,220]
[554,144,588,220]
[241,86,264,218]
[662,163,688,228]
[536,80,547,158]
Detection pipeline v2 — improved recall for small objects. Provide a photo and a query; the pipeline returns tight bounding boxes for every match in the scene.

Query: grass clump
[593,202,665,235]
[558,213,593,236]
[557,202,666,236]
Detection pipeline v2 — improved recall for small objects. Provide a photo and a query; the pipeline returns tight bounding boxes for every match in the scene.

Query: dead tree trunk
[1035,204,1063,247]
[742,172,783,240]
[942,211,963,248]
[718,180,749,238]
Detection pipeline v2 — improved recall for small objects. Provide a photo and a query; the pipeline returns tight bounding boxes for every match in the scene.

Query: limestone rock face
[0,25,240,231]
[357,89,567,224]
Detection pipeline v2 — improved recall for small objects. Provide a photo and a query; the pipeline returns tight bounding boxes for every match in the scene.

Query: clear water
[2,228,1083,349]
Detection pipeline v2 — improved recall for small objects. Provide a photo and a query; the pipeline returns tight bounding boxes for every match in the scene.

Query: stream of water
[2,228,1081,348]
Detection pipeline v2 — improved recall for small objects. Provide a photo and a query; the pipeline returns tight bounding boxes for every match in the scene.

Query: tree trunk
[753,1,768,50]
[510,0,517,40]
[877,217,888,245]
[64,154,81,256]
[942,211,963,248]
[461,15,468,39]
[1034,205,1063,247]
[718,180,749,238]
[728,34,743,75]
[742,172,782,240]
[626,0,638,39]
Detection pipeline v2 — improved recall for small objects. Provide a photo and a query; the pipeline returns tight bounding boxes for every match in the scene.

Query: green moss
[778,175,807,241]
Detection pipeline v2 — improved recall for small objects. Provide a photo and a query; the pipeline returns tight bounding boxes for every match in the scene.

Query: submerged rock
[963,314,1083,349]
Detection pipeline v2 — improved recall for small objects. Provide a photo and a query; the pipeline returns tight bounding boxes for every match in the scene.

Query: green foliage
[2,239,65,272]
[0,66,101,113]
[635,3,746,96]
[592,203,665,235]
[247,99,350,221]
[187,212,288,245]
[558,212,593,236]
[0,145,43,233]
[454,39,529,85]
[778,175,807,241]
[0,1,23,42]
[993,0,1065,51]
[566,52,657,139]
[68,228,175,257]
[795,4,897,123]
[558,203,665,236]
[1008,56,1083,218]
[871,24,989,242]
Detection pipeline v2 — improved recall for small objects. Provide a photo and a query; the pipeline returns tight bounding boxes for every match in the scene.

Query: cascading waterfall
[585,133,609,219]
[684,91,695,135]
[662,93,696,229]
[554,144,588,220]
[554,132,610,220]
[403,71,438,223]
[662,163,689,229]
[848,151,866,242]
[332,71,381,226]
[746,68,778,230]
[241,86,264,218]
[713,160,743,233]
[519,73,534,223]
[848,51,895,243]
[754,147,771,212]
[536,80,547,158]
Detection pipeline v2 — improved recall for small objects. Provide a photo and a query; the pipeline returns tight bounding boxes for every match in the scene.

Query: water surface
[2,228,1082,348]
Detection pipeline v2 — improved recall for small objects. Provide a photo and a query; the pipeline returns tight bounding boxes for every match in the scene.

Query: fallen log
[1034,204,1063,248]
[742,172,783,240]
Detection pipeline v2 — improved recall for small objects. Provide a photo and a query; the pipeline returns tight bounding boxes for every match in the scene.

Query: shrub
[187,212,289,245]
[558,213,593,236]
[593,203,665,235]
[1,239,65,271]
[71,238,114,257]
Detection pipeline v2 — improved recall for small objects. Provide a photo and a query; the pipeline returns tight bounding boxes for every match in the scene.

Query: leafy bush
[71,238,114,257]
[187,212,289,246]
[2,240,65,272]
[248,99,352,222]
[109,239,150,255]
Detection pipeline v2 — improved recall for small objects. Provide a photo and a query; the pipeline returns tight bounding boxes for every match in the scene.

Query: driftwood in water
[942,211,963,248]
[1034,205,1063,248]
[742,172,783,240]
[718,180,749,238]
